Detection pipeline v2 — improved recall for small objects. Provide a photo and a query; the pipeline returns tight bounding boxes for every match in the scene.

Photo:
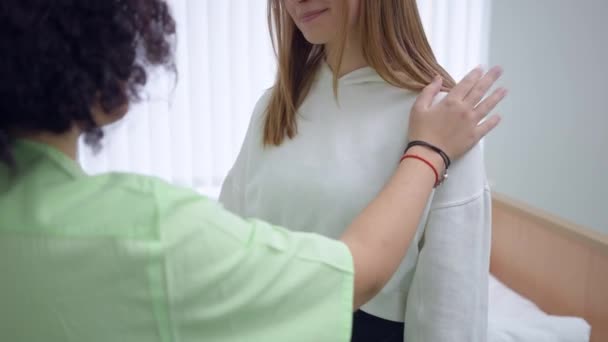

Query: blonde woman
[220,0,505,341]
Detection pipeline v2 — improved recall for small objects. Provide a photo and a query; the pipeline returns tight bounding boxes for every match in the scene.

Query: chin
[299,30,331,45]
[303,36,330,45]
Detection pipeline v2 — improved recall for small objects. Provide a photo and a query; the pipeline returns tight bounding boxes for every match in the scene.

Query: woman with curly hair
[0,1,503,341]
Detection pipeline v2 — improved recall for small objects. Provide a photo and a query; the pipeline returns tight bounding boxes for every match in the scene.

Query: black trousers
[351,310,405,342]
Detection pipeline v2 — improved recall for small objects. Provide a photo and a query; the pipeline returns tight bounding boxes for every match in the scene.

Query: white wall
[485,0,608,233]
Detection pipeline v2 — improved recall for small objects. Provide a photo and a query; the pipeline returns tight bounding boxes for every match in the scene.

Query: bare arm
[341,147,442,309]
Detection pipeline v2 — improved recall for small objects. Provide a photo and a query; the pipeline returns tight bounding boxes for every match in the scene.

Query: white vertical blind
[80,0,491,198]
[422,0,492,81]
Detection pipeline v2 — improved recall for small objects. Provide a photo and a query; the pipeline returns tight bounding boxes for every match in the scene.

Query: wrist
[405,146,446,175]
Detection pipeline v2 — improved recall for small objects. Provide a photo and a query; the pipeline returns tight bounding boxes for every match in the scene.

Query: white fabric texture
[488,275,591,342]
[77,0,492,200]
[219,63,492,342]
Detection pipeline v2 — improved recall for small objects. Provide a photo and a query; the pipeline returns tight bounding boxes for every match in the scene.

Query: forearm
[340,147,443,309]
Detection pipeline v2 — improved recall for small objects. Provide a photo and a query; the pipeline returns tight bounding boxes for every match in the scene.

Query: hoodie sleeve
[404,142,491,342]
[219,90,272,216]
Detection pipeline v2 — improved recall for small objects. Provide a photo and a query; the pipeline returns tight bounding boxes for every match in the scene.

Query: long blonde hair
[264,0,455,146]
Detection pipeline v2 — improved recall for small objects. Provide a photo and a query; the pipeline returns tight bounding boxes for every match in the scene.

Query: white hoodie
[220,63,490,342]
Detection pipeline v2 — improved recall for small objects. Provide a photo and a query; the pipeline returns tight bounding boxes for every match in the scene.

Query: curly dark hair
[0,0,176,165]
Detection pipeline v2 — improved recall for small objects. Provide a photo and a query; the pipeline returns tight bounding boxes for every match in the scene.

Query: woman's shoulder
[250,88,273,121]
[79,172,223,234]
[89,172,211,203]
[85,172,212,213]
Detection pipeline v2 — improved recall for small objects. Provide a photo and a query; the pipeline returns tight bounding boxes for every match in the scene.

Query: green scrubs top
[0,140,354,342]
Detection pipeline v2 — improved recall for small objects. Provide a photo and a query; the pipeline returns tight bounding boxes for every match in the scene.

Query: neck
[19,126,81,161]
[325,33,368,77]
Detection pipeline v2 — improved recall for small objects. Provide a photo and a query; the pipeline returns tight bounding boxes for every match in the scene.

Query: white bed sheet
[488,274,591,342]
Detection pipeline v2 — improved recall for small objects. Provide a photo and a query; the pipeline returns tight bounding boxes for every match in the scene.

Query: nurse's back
[0,141,175,341]
[0,140,355,342]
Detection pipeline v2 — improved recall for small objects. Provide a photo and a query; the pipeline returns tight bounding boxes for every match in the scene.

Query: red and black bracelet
[405,140,451,170]
[400,154,441,187]
[400,140,450,187]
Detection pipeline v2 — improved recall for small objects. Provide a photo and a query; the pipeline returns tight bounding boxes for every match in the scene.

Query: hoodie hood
[318,62,385,86]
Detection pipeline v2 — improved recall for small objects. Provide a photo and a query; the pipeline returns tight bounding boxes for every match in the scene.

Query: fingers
[415,76,443,110]
[475,115,502,140]
[464,66,504,106]
[448,67,484,100]
[474,87,508,121]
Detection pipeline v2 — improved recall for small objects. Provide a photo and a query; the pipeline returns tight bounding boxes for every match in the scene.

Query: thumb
[415,76,442,110]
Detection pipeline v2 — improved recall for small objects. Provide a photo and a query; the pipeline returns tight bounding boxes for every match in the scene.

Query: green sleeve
[158,184,354,342]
